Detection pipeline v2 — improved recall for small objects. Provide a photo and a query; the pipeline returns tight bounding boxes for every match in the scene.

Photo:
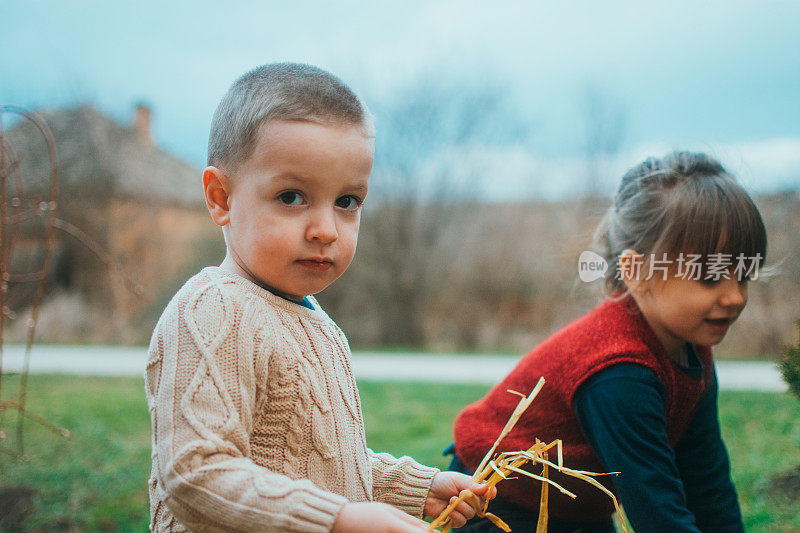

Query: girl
[450,152,763,532]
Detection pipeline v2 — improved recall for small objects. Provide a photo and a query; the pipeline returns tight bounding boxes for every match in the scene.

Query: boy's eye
[278,191,304,206]
[335,195,361,211]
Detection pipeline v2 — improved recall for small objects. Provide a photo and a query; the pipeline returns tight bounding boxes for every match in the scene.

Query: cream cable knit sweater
[145,267,438,532]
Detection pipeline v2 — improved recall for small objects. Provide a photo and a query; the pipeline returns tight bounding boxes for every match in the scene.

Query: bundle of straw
[428,378,627,533]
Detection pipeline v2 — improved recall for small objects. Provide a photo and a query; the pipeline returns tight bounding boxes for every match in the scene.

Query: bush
[779,320,800,401]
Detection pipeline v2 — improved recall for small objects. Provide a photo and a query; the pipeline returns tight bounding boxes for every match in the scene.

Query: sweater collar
[203,266,333,323]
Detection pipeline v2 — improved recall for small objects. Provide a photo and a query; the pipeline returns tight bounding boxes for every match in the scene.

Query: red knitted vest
[453,296,713,521]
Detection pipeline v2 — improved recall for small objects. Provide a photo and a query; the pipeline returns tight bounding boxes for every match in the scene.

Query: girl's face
[631,272,748,359]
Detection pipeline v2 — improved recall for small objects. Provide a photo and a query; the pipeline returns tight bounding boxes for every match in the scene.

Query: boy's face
[205,120,373,300]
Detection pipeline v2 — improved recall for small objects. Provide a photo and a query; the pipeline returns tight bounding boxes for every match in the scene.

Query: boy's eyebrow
[270,173,369,193]
[346,182,369,194]
[269,173,308,185]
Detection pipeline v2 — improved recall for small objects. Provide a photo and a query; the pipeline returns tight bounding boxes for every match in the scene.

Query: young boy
[144,63,490,532]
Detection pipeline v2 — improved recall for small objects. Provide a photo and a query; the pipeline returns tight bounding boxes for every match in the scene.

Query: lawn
[0,375,798,532]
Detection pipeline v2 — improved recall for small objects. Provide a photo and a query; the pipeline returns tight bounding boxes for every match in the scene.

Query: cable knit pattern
[145,267,438,532]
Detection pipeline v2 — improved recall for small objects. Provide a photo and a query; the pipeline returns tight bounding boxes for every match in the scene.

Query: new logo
[578,251,608,282]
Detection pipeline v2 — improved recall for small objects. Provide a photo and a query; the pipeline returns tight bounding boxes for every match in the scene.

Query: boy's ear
[619,249,645,293]
[203,166,232,227]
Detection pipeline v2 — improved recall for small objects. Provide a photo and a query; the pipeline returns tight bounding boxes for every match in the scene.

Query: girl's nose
[719,278,747,309]
[306,208,338,244]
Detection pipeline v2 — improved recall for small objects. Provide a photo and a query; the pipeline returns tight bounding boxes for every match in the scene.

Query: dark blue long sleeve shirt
[573,361,744,532]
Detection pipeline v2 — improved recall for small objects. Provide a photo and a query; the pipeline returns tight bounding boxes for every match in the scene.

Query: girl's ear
[203,166,232,227]
[619,249,646,294]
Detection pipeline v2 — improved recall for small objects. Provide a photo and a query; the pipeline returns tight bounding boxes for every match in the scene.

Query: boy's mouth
[297,259,333,271]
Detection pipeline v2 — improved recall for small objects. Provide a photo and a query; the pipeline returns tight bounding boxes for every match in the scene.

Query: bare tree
[581,87,626,200]
[319,76,530,347]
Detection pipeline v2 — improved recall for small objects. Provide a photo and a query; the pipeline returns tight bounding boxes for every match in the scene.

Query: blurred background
[2,0,799,358]
[3,4,800,530]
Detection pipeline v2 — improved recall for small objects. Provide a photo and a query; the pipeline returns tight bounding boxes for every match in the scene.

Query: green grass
[0,376,798,531]
[719,390,800,532]
[0,375,152,531]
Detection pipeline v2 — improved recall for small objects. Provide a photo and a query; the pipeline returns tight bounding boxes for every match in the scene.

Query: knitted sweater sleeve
[145,280,347,532]
[367,449,439,518]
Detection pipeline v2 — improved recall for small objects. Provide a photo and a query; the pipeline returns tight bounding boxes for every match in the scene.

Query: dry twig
[428,378,627,532]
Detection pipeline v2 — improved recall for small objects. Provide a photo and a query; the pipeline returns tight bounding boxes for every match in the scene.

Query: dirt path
[0,345,788,391]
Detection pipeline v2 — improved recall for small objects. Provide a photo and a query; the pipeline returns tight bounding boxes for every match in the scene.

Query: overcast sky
[2,1,799,198]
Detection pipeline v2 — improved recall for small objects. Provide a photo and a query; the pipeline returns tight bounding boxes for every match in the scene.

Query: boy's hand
[424,472,496,528]
[332,501,430,532]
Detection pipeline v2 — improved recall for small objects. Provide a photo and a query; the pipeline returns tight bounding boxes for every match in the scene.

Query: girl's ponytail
[596,151,766,294]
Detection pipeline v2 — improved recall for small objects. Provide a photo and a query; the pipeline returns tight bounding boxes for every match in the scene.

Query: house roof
[2,104,203,207]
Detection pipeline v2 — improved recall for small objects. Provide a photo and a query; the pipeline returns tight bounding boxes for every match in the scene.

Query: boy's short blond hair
[207,62,374,172]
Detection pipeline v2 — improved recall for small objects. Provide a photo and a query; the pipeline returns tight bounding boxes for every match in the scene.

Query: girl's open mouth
[704,317,732,330]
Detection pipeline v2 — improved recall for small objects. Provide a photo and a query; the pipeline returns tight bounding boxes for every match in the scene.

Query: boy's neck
[219,256,308,304]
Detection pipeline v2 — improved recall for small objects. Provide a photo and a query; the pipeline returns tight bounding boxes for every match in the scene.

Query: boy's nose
[306,208,338,244]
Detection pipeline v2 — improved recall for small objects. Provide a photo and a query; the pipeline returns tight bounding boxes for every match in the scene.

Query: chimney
[133,102,153,146]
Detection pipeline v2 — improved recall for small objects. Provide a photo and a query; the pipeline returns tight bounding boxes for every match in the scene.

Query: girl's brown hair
[596,151,767,293]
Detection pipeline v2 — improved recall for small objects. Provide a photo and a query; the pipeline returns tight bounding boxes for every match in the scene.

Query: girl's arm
[673,366,744,531]
[574,363,742,533]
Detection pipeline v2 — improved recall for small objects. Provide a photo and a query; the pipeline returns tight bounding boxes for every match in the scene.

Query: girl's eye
[278,191,303,206]
[335,195,361,211]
